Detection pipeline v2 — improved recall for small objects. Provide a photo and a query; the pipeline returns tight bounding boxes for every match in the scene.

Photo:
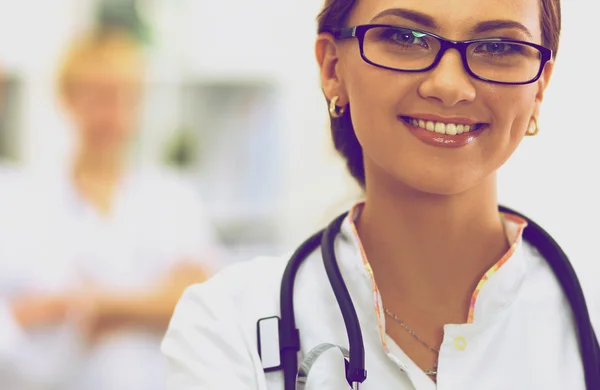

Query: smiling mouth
[400,116,489,135]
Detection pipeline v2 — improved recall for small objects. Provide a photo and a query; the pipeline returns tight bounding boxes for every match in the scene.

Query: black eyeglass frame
[328,24,553,85]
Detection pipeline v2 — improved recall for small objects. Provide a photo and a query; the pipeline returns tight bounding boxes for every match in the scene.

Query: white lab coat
[0,173,83,390]
[0,166,221,390]
[162,205,600,389]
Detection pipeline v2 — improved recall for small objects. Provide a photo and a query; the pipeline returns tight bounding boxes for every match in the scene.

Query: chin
[407,179,477,196]
[384,164,485,197]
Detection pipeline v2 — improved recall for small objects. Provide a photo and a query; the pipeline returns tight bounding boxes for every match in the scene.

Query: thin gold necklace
[384,308,439,377]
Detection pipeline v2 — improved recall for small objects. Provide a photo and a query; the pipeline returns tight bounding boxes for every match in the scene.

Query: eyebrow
[370,8,533,39]
[370,8,438,29]
[472,20,533,39]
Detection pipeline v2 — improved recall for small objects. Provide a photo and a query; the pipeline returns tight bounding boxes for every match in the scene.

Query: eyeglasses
[329,24,553,85]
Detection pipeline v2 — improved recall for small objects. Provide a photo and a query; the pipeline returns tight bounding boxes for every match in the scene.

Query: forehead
[349,0,542,40]
[71,56,142,84]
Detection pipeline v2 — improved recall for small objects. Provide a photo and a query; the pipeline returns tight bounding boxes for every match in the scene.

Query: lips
[399,115,489,148]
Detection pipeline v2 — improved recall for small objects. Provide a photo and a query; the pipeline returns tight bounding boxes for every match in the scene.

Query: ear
[532,59,554,118]
[315,32,347,104]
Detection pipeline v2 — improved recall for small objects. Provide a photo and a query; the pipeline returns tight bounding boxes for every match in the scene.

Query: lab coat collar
[58,160,134,215]
[337,202,529,330]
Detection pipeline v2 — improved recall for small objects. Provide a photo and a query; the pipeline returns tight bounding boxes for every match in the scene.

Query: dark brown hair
[317,0,561,188]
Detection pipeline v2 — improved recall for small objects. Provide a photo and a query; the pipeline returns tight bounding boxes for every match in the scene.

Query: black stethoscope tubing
[277,205,600,389]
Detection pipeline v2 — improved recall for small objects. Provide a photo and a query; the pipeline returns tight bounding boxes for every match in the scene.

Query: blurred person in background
[0,29,221,390]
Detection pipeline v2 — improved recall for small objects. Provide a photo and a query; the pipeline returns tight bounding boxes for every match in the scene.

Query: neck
[356,170,509,318]
[72,148,124,213]
[73,146,123,178]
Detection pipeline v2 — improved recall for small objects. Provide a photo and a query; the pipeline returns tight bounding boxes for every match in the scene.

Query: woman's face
[65,54,142,156]
[317,0,554,195]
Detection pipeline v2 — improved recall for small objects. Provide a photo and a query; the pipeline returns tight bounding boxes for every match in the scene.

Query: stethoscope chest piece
[296,343,357,390]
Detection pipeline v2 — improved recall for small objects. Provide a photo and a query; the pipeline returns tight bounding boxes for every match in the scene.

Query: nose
[417,50,476,107]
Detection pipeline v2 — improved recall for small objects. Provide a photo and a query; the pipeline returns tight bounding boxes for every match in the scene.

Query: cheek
[473,85,539,173]
[484,84,538,138]
[342,59,411,144]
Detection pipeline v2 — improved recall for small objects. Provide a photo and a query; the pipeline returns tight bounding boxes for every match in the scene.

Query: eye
[473,42,523,55]
[380,28,429,47]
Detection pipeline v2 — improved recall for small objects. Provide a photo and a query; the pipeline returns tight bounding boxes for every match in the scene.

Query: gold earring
[329,96,346,118]
[526,117,539,136]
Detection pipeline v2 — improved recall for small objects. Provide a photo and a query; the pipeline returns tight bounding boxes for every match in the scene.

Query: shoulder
[174,256,288,320]
[162,256,289,388]
[126,168,209,220]
[168,238,333,329]
[520,240,600,333]
[128,167,199,199]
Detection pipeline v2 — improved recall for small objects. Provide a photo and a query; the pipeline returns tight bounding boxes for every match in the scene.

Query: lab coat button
[454,336,467,351]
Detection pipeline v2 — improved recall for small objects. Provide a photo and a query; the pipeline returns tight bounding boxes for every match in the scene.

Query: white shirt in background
[0,166,222,390]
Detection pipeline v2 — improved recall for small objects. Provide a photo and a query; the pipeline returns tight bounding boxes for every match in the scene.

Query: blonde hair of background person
[58,29,142,105]
[161,0,599,389]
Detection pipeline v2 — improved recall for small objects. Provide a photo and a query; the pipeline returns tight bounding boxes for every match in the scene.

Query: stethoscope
[257,205,600,389]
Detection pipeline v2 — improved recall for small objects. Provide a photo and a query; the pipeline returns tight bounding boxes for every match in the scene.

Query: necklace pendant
[424,361,438,376]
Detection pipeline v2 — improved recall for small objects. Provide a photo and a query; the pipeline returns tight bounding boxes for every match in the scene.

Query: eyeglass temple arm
[330,27,356,39]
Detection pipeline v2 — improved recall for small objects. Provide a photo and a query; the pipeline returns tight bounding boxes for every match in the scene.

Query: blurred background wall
[0,0,597,277]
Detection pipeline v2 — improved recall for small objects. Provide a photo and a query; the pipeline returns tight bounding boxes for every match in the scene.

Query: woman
[56,29,222,390]
[0,30,221,390]
[162,0,597,388]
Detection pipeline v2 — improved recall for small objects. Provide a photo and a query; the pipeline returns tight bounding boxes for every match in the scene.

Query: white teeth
[446,123,457,135]
[407,117,480,135]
